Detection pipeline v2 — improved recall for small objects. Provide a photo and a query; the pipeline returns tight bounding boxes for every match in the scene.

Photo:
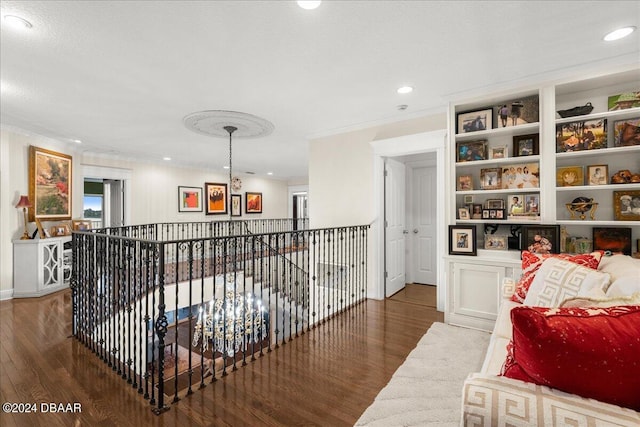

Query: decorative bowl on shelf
[557,102,594,118]
[565,196,598,220]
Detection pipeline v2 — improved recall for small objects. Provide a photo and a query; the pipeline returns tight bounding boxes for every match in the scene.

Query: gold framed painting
[29,146,72,222]
[556,166,584,187]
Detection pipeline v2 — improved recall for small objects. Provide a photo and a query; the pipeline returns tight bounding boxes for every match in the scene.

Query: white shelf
[556,220,640,226]
[456,155,540,168]
[455,122,539,141]
[556,183,640,192]
[556,145,640,159]
[457,188,540,195]
[555,106,640,125]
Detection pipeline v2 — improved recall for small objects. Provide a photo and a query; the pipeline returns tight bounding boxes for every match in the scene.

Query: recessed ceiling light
[3,15,33,30]
[267,172,273,176]
[604,26,636,41]
[73,139,82,144]
[223,166,230,169]
[163,156,171,161]
[297,1,321,10]
[397,86,413,94]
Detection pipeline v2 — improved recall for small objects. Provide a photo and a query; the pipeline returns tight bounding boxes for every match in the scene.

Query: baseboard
[0,288,14,301]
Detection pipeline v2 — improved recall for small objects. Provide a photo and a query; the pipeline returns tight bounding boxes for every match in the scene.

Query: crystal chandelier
[192,289,267,357]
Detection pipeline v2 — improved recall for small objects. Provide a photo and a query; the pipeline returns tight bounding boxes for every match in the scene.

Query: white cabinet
[13,236,72,298]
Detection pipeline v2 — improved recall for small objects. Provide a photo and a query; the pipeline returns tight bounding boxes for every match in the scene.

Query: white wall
[0,126,289,296]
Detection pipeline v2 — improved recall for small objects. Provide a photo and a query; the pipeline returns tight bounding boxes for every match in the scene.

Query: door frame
[81,165,132,226]
[370,129,447,311]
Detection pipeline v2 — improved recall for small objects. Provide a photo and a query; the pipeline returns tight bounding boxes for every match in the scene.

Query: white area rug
[355,322,490,427]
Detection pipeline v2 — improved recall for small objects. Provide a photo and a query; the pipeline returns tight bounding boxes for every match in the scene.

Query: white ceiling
[1,1,639,180]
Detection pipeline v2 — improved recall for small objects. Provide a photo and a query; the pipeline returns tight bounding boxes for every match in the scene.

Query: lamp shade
[15,195,32,208]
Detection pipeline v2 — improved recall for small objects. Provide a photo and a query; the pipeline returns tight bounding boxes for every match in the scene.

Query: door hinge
[384,169,388,177]
[384,271,388,278]
[385,220,388,227]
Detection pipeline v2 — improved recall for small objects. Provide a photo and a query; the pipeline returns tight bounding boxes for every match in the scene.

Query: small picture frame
[484,234,507,250]
[608,92,640,111]
[456,140,488,162]
[556,119,607,152]
[613,118,640,147]
[524,194,540,215]
[556,166,584,187]
[489,145,508,159]
[449,225,477,256]
[471,204,483,219]
[486,199,505,209]
[458,207,470,220]
[178,186,203,212]
[495,209,505,219]
[457,175,473,191]
[230,194,242,217]
[463,195,474,204]
[520,225,560,254]
[507,194,525,216]
[593,227,632,255]
[614,190,640,221]
[480,168,502,190]
[457,109,493,134]
[512,133,539,157]
[482,209,490,219]
[500,163,539,189]
[72,220,92,231]
[586,165,608,186]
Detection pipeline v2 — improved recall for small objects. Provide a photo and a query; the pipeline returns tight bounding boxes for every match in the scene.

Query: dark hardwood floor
[0,285,443,427]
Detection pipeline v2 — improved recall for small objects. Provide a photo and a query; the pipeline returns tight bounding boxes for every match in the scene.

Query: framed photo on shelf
[556,119,607,152]
[494,95,539,128]
[608,92,640,111]
[500,162,539,189]
[230,194,242,217]
[449,225,477,256]
[524,194,539,215]
[512,133,539,157]
[205,182,228,215]
[586,165,608,186]
[471,204,483,219]
[463,195,474,204]
[29,145,72,222]
[457,175,473,191]
[486,199,505,209]
[613,118,640,147]
[489,145,508,159]
[178,186,203,212]
[507,194,525,216]
[35,218,46,239]
[614,190,640,221]
[484,234,507,250]
[456,140,488,162]
[495,209,505,219]
[457,109,493,134]
[71,219,92,231]
[245,192,263,214]
[482,209,490,219]
[593,227,632,255]
[520,225,560,254]
[556,166,584,187]
[480,167,502,190]
[458,207,470,220]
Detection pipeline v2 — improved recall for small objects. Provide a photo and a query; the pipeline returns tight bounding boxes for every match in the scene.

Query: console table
[12,236,72,298]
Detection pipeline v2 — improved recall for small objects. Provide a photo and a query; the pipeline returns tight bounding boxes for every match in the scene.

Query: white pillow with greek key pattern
[523,258,611,307]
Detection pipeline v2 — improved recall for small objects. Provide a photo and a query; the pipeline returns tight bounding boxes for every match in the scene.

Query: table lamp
[15,195,32,240]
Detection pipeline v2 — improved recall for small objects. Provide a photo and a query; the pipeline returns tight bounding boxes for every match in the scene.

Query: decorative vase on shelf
[565,196,598,220]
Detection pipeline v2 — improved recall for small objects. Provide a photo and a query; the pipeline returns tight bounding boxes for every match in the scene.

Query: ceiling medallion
[183,110,274,139]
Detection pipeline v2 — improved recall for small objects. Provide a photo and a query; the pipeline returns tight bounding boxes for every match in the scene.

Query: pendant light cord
[224,126,237,219]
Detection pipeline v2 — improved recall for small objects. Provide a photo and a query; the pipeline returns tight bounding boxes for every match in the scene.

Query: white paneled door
[411,166,437,284]
[385,158,406,297]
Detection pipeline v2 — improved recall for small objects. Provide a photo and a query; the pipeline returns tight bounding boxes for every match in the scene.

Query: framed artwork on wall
[29,146,72,221]
[205,182,228,215]
[231,194,242,217]
[245,192,263,214]
[178,186,203,212]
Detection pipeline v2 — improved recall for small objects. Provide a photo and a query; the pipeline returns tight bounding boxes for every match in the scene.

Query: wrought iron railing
[71,219,368,414]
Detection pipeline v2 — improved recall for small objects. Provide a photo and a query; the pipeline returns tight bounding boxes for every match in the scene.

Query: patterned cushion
[522,258,611,307]
[510,251,603,303]
[463,373,640,426]
[501,305,640,411]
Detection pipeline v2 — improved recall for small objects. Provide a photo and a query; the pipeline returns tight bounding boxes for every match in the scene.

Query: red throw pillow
[501,305,640,411]
[510,250,603,303]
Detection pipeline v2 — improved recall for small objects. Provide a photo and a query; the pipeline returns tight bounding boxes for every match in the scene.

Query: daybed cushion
[510,251,603,303]
[462,373,640,427]
[502,305,640,411]
[561,291,640,308]
[599,254,640,297]
[522,258,611,307]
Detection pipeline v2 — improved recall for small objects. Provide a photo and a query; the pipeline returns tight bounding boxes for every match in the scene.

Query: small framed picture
[486,199,505,209]
[500,163,539,189]
[556,166,584,187]
[480,168,502,190]
[586,165,608,186]
[489,145,508,159]
[613,118,640,147]
[482,209,490,219]
[556,119,607,152]
[614,190,640,221]
[458,207,470,220]
[456,140,488,162]
[520,225,560,254]
[507,194,525,216]
[524,194,540,215]
[463,195,474,204]
[495,209,505,219]
[449,225,477,256]
[495,96,539,128]
[178,186,203,212]
[485,234,507,250]
[489,209,497,219]
[471,204,483,219]
[230,194,242,217]
[593,227,632,255]
[72,220,92,231]
[457,175,473,191]
[512,133,539,157]
[608,92,640,111]
[457,109,493,134]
